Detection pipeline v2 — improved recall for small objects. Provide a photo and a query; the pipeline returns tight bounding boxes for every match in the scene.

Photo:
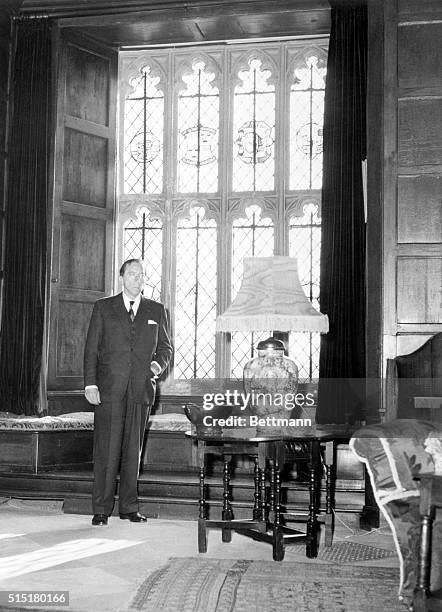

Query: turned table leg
[253,457,260,520]
[222,454,233,542]
[324,440,335,547]
[268,460,275,518]
[306,439,320,558]
[271,456,284,561]
[198,441,207,553]
[260,465,267,522]
[252,456,267,522]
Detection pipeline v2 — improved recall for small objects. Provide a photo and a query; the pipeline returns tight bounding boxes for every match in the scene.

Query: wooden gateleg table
[187,428,351,561]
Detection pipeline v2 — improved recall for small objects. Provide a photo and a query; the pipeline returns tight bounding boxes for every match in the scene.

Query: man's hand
[150,361,162,378]
[85,387,101,405]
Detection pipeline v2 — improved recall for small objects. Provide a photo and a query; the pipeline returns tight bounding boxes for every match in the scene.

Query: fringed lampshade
[216,256,328,333]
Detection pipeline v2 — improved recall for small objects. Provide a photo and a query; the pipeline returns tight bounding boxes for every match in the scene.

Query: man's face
[121,262,145,298]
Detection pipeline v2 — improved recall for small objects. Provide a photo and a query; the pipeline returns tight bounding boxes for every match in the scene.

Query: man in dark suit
[84,259,173,526]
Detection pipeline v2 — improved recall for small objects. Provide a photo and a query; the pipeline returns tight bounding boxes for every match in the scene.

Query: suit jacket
[84,293,173,405]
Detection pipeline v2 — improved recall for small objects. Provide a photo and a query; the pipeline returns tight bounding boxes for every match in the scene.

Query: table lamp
[216,256,329,434]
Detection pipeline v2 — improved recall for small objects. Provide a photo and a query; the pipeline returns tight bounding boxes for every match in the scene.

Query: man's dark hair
[119,259,144,276]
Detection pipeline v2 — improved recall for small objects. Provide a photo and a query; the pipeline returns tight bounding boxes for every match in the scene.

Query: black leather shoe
[119,511,147,522]
[92,514,108,526]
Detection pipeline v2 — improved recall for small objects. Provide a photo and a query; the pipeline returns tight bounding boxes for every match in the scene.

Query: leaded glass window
[232,59,275,192]
[123,207,163,301]
[174,207,217,379]
[119,40,327,386]
[289,203,322,379]
[290,55,326,190]
[177,61,219,194]
[124,66,164,194]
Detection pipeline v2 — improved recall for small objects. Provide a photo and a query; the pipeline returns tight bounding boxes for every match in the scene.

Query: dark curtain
[317,2,367,424]
[0,19,51,415]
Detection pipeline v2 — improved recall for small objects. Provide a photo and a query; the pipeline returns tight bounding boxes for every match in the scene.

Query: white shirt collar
[122,291,142,315]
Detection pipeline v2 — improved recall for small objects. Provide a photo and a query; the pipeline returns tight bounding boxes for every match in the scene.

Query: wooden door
[48,30,117,392]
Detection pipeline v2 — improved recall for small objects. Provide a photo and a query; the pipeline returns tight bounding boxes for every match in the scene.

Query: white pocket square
[147,319,158,325]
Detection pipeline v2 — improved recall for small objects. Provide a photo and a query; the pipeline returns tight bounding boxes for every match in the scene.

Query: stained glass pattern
[233,59,275,192]
[123,207,163,301]
[290,56,326,190]
[289,203,322,379]
[178,61,219,193]
[231,205,274,378]
[175,208,217,379]
[124,66,164,194]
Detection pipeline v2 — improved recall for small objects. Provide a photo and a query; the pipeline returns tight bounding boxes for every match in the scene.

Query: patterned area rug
[129,557,405,612]
[317,540,396,563]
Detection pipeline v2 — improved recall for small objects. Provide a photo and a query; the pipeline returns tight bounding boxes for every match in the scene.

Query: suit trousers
[92,383,150,515]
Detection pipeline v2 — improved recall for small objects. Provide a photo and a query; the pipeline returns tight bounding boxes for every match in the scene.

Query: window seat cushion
[0,411,190,433]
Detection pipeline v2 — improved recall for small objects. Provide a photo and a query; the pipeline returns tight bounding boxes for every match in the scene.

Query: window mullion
[162,50,176,312]
[215,46,231,379]
[193,214,200,378]
[276,43,287,257]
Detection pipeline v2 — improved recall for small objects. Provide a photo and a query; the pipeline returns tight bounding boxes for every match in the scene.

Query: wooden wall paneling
[60,215,106,291]
[56,299,96,377]
[397,176,442,243]
[383,0,442,388]
[397,324,442,334]
[397,257,442,324]
[65,44,110,124]
[398,23,442,92]
[48,31,117,391]
[398,99,442,172]
[62,128,108,207]
[398,0,442,22]
[397,244,442,257]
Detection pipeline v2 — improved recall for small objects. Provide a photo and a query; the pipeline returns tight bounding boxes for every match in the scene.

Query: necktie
[129,300,135,323]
